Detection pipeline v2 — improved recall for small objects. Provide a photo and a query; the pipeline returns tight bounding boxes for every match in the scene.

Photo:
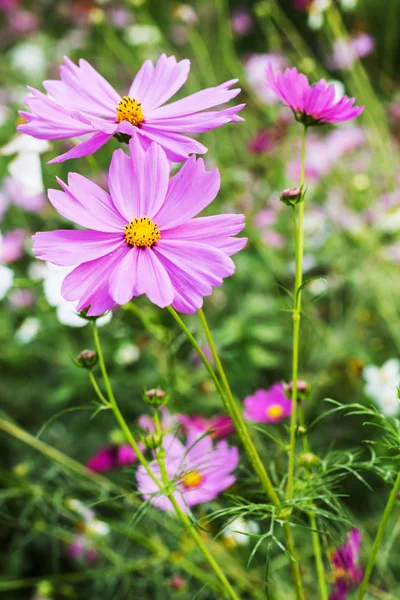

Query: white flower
[0,265,14,300]
[15,317,40,344]
[43,263,112,328]
[1,134,50,198]
[222,517,259,547]
[124,24,161,46]
[363,359,400,416]
[86,519,110,537]
[10,42,47,79]
[115,342,140,365]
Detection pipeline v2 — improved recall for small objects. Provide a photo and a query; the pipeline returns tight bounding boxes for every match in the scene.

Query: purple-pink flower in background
[266,65,364,126]
[138,406,180,435]
[19,54,244,164]
[329,529,363,600]
[33,141,246,316]
[329,34,374,71]
[87,444,138,472]
[231,8,253,36]
[137,430,239,511]
[178,414,234,439]
[0,229,25,263]
[243,383,292,423]
[245,53,287,105]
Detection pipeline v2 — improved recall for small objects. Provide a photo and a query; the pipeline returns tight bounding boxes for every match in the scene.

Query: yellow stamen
[116,96,144,126]
[266,404,284,419]
[124,217,161,248]
[181,470,203,489]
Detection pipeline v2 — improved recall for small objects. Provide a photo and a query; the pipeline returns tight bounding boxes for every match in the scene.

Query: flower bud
[74,349,98,370]
[140,433,163,451]
[169,576,186,590]
[144,387,168,406]
[298,452,319,468]
[285,379,309,395]
[280,186,303,206]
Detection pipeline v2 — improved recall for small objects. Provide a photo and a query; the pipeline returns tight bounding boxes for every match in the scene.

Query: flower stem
[197,307,280,505]
[357,470,400,600]
[166,307,305,598]
[153,409,241,600]
[309,512,328,600]
[286,125,307,504]
[93,322,240,600]
[92,322,161,489]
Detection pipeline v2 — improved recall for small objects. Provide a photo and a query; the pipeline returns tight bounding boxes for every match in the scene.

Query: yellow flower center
[181,470,203,489]
[116,96,144,126]
[266,404,284,419]
[124,217,161,248]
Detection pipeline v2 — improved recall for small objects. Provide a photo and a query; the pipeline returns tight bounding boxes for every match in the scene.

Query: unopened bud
[280,186,303,206]
[285,379,309,395]
[140,433,163,451]
[169,576,186,590]
[74,349,98,370]
[144,387,168,406]
[298,452,319,468]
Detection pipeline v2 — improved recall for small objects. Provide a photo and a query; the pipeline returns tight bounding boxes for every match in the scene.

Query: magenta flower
[137,431,239,511]
[243,383,292,423]
[18,54,244,164]
[266,65,364,126]
[32,141,246,316]
[87,444,138,472]
[329,529,363,600]
[178,414,234,439]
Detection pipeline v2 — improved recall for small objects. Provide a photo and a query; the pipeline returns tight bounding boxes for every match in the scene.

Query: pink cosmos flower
[329,529,363,600]
[243,383,292,423]
[178,414,234,439]
[18,54,244,164]
[329,34,374,71]
[87,444,138,472]
[32,141,246,316]
[266,65,364,126]
[0,229,25,263]
[137,431,239,511]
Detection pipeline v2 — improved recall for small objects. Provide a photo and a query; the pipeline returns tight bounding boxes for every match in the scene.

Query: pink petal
[108,246,139,305]
[49,176,123,232]
[48,132,113,164]
[138,125,208,162]
[32,230,124,266]
[129,54,190,112]
[154,157,220,229]
[134,247,174,308]
[147,80,241,120]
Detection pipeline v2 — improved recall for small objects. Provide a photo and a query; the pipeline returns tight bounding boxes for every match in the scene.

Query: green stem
[89,371,110,406]
[357,470,400,600]
[197,307,280,506]
[92,322,162,489]
[93,322,240,600]
[166,306,304,598]
[310,512,328,600]
[286,125,307,502]
[153,408,241,600]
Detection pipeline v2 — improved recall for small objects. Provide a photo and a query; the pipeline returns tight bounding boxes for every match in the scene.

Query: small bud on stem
[74,349,98,370]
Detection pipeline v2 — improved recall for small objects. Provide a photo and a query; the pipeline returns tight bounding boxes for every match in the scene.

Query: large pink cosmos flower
[18,54,244,164]
[266,65,364,126]
[137,431,239,512]
[32,140,246,315]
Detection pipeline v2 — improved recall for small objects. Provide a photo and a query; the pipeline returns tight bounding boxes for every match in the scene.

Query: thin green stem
[93,322,240,600]
[286,125,307,502]
[89,371,110,406]
[153,408,241,600]
[357,470,400,600]
[197,307,280,505]
[310,512,328,600]
[166,307,304,598]
[92,322,162,489]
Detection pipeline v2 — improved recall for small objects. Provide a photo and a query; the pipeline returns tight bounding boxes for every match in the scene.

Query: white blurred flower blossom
[363,359,400,417]
[0,265,14,300]
[42,263,112,328]
[223,517,259,547]
[115,343,140,365]
[15,317,40,344]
